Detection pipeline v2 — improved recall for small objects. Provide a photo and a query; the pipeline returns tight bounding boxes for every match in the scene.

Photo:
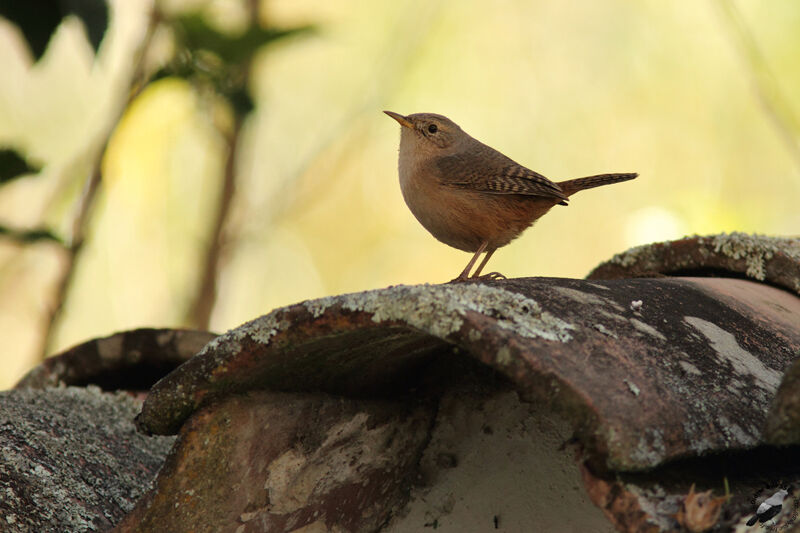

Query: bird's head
[384,111,467,157]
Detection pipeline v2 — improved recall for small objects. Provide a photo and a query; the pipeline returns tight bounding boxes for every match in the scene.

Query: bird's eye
[427,124,438,134]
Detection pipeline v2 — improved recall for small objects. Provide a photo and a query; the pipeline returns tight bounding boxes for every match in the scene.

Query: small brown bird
[384,111,637,281]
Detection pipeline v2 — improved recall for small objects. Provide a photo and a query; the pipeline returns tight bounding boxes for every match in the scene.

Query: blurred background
[0,0,798,388]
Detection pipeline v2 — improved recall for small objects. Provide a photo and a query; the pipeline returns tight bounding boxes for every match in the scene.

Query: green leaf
[0,0,109,61]
[161,16,312,115]
[0,224,64,245]
[0,149,41,184]
[175,14,313,65]
[0,1,61,60]
[232,24,314,63]
[227,86,255,116]
[62,0,108,53]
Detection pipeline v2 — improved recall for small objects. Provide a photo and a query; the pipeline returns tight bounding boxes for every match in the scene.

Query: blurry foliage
[0,148,41,184]
[157,11,313,327]
[176,14,309,64]
[0,0,104,247]
[0,0,312,357]
[155,13,312,115]
[716,0,800,170]
[0,225,63,245]
[0,0,797,388]
[0,0,109,60]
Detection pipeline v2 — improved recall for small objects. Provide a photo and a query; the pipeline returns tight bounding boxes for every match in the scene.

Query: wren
[385,111,637,282]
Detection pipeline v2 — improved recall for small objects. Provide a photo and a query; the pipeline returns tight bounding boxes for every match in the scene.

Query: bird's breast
[397,156,555,252]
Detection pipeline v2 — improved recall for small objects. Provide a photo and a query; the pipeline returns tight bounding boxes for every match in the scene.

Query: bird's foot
[449,272,507,283]
[473,271,506,281]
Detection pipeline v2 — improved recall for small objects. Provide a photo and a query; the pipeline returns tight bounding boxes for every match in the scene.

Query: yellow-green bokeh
[0,0,798,387]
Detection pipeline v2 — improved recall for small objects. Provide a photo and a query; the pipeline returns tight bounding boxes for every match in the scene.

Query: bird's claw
[449,272,507,283]
[474,272,506,281]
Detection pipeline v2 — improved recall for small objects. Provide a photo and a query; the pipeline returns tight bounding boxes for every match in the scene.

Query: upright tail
[557,173,637,197]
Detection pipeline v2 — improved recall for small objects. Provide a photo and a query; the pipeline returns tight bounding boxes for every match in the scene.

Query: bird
[384,111,637,282]
[747,489,788,526]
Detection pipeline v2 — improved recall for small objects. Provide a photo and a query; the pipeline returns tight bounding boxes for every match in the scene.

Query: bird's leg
[471,248,506,280]
[471,248,496,277]
[451,241,488,282]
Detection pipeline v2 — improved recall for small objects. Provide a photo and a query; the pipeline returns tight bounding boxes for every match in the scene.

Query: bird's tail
[746,515,759,526]
[557,173,637,197]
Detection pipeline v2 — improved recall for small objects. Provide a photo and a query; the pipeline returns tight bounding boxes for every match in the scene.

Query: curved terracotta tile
[16,328,217,391]
[137,277,800,472]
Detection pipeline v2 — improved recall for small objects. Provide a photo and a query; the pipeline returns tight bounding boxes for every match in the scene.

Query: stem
[39,7,160,359]
[185,0,260,329]
[186,115,243,329]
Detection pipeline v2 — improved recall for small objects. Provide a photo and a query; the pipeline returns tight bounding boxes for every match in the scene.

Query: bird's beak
[384,110,413,129]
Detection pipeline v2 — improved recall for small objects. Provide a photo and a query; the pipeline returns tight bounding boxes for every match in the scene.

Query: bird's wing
[759,505,783,523]
[757,502,772,514]
[435,147,567,201]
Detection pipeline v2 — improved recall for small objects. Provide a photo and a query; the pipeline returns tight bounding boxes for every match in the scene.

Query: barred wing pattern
[435,145,567,202]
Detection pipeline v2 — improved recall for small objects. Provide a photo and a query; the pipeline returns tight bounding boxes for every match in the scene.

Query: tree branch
[186,115,243,329]
[39,7,161,359]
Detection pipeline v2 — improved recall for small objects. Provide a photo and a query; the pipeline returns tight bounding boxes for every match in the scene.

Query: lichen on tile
[708,232,799,280]
[198,312,291,356]
[303,297,338,319]
[594,232,800,297]
[627,428,667,468]
[605,242,653,268]
[684,316,782,392]
[305,283,575,342]
[629,318,667,342]
[593,323,618,338]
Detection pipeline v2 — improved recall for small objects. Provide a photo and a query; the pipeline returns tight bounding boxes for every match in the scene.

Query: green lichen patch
[709,232,800,280]
[590,232,800,296]
[298,284,575,343]
[0,387,175,531]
